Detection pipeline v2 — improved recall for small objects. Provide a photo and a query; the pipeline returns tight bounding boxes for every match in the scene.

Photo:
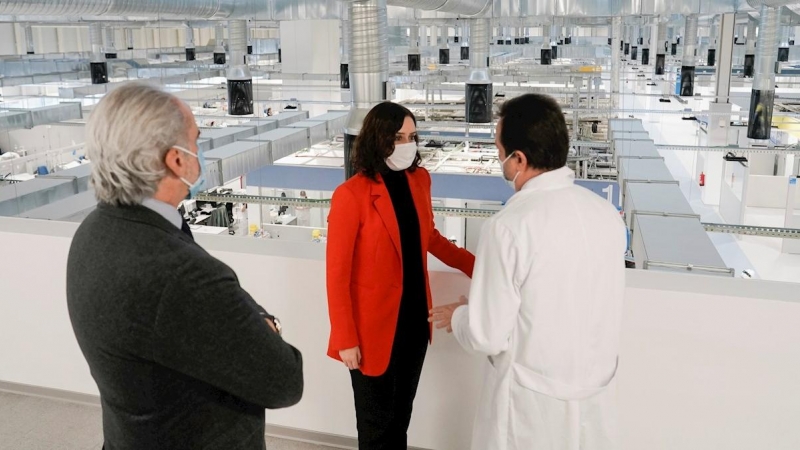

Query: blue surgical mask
[500,152,520,191]
[175,145,206,199]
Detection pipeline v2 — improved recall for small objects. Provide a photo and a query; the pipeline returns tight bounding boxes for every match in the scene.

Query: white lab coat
[451,166,627,450]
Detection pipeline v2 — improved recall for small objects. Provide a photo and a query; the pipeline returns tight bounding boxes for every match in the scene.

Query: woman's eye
[395,136,402,141]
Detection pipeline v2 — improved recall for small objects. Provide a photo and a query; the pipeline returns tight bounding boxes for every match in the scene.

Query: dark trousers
[349,321,428,450]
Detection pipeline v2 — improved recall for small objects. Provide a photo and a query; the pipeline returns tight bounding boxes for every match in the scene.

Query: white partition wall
[1,218,800,449]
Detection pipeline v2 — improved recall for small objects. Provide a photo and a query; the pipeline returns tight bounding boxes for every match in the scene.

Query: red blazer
[326,168,475,376]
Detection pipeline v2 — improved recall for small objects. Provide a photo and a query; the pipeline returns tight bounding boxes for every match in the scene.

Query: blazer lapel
[407,170,431,244]
[371,175,402,261]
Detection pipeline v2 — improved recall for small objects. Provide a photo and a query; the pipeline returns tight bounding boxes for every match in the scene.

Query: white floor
[618,61,800,283]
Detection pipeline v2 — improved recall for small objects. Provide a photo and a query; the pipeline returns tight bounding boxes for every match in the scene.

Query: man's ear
[163,147,183,178]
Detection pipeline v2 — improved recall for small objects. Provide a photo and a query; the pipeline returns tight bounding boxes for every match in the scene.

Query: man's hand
[339,346,361,370]
[429,296,468,333]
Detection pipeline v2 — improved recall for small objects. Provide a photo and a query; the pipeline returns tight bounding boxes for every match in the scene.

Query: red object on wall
[699,171,706,187]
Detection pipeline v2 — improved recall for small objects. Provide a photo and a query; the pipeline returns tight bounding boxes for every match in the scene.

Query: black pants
[349,318,428,450]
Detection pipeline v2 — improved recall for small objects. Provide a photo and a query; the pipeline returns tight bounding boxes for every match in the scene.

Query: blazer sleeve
[325,185,361,351]
[422,170,476,277]
[152,258,304,410]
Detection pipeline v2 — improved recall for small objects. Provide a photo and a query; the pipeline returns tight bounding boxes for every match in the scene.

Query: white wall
[0,125,85,156]
[1,218,800,450]
[280,20,340,74]
[0,23,18,56]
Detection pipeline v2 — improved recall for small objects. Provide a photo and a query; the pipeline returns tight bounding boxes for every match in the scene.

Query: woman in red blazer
[327,102,475,448]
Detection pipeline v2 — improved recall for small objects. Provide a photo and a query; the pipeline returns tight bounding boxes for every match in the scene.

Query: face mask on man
[500,151,520,191]
[175,145,206,199]
[386,142,418,171]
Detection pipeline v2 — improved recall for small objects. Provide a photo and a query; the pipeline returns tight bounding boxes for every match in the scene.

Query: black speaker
[707,49,716,67]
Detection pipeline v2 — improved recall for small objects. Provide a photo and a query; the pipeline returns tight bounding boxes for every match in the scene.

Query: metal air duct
[408,25,421,71]
[214,23,225,64]
[341,18,351,88]
[125,28,134,50]
[656,19,667,74]
[709,16,719,66]
[541,23,552,65]
[680,15,698,96]
[466,18,491,124]
[185,24,196,61]
[344,0,388,179]
[88,23,107,85]
[388,0,488,16]
[227,19,253,116]
[748,4,781,139]
[0,0,248,19]
[745,18,757,77]
[612,16,621,110]
[24,24,34,54]
[104,25,117,58]
[439,25,449,65]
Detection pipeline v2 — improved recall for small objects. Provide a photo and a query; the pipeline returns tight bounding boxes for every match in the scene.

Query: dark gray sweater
[66,203,303,450]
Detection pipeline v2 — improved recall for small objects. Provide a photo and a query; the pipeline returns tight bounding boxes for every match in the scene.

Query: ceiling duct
[0,0,257,19]
[388,0,489,16]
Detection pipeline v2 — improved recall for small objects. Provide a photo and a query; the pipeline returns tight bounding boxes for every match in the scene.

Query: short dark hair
[498,94,569,171]
[352,102,420,180]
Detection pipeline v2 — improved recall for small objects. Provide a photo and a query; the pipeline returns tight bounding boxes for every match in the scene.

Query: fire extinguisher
[699,172,706,187]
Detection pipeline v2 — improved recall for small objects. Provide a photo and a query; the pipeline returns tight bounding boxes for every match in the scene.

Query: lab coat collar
[509,166,575,203]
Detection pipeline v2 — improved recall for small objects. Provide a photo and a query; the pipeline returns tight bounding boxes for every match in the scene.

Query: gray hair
[86,82,190,206]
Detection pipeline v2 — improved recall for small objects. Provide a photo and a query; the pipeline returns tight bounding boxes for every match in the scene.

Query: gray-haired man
[67,82,303,450]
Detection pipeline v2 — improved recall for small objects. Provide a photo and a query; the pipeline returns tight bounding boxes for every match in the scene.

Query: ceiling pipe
[748,4,781,140]
[342,0,388,180]
[466,17,491,124]
[679,15,698,97]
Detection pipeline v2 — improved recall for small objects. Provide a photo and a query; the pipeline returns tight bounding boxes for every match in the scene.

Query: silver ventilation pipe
[344,0,388,179]
[89,23,107,84]
[408,25,420,71]
[748,4,781,139]
[388,0,488,16]
[439,25,450,64]
[745,18,757,77]
[466,18,491,124]
[341,18,351,88]
[227,19,252,116]
[611,16,621,110]
[184,23,196,61]
[125,28,134,50]
[680,15,698,96]
[656,19,667,74]
[89,23,103,59]
[708,16,719,67]
[215,23,224,46]
[105,25,117,55]
[470,18,489,71]
[541,23,552,65]
[213,23,225,64]
[24,24,34,54]
[0,0,249,19]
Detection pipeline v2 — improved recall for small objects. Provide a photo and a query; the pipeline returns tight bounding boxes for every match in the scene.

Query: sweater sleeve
[152,257,303,410]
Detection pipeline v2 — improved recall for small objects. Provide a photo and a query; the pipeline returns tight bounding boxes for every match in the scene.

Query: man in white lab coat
[430,93,627,450]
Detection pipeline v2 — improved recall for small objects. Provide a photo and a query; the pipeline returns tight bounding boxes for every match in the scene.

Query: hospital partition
[1,218,798,450]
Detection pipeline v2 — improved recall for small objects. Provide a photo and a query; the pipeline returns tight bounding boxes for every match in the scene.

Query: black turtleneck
[381,169,428,342]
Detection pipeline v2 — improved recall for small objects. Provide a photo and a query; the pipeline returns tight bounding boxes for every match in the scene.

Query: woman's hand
[339,346,361,370]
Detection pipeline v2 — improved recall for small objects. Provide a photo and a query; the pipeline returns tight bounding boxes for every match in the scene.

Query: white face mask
[386,142,418,171]
[500,152,520,191]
